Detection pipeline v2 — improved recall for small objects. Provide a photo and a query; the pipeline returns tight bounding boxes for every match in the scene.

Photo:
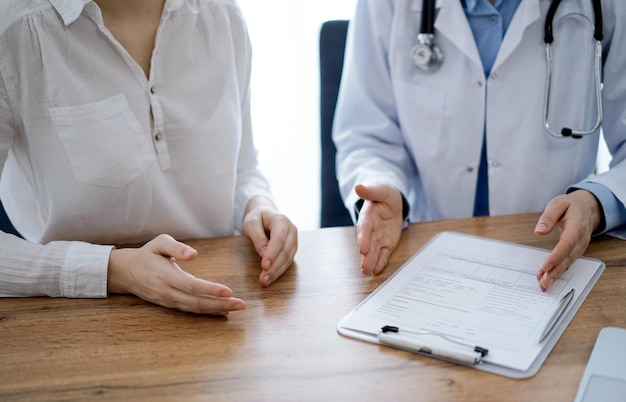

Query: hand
[354,184,404,275]
[534,190,602,291]
[242,196,298,287]
[107,234,246,315]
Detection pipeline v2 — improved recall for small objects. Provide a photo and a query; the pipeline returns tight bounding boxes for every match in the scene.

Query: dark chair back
[0,199,21,237]
[319,20,352,227]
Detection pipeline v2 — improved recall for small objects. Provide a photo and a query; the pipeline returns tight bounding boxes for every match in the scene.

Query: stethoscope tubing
[543,0,603,139]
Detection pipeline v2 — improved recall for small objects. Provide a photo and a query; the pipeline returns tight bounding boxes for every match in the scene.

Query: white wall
[238,1,357,231]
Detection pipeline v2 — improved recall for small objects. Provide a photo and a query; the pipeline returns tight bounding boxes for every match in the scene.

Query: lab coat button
[150,86,155,94]
[491,160,500,167]
[155,132,164,141]
[477,80,483,87]
[466,166,474,173]
[490,72,498,80]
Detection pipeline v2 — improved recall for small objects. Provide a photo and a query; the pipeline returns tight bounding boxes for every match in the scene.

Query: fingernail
[263,274,272,286]
[541,278,554,291]
[535,223,547,233]
[234,302,245,310]
[182,247,195,257]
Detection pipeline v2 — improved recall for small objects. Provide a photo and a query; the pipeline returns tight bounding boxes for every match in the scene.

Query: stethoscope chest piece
[412,33,444,73]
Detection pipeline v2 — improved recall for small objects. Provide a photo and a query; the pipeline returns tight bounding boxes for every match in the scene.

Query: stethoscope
[544,0,603,138]
[411,0,443,73]
[411,0,604,139]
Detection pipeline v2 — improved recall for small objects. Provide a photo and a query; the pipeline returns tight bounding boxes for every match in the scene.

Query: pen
[538,288,575,343]
[378,326,488,365]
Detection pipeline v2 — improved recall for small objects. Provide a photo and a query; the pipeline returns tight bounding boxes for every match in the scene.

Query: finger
[371,247,391,275]
[355,213,374,256]
[259,229,298,287]
[539,233,576,278]
[167,259,235,297]
[258,217,291,269]
[130,257,246,314]
[538,250,574,291]
[259,243,293,287]
[164,262,246,314]
[361,251,378,275]
[245,218,271,259]
[360,230,380,275]
[356,219,377,274]
[163,287,246,315]
[251,214,297,285]
[259,256,291,287]
[538,233,588,291]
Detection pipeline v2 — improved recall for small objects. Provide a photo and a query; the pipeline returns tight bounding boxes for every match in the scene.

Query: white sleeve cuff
[61,242,113,298]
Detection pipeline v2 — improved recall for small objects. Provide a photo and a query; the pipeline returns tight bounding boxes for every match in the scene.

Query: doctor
[333,0,626,291]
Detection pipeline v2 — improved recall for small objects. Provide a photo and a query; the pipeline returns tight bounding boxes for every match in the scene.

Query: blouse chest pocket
[49,93,154,188]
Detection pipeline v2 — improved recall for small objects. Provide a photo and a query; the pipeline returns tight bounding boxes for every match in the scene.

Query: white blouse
[0,0,272,297]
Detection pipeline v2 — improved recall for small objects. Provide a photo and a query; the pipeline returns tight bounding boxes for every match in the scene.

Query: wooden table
[1,213,625,401]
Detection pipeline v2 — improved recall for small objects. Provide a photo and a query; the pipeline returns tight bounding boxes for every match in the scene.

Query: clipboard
[337,232,605,379]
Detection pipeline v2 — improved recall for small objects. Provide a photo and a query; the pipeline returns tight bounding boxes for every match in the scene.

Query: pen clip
[379,326,489,365]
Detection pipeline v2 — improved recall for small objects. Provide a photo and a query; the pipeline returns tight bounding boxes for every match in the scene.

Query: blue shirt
[464,0,625,231]
[462,0,521,76]
[464,0,521,216]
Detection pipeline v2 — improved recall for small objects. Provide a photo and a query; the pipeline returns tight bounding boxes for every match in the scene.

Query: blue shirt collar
[463,0,505,13]
[464,0,478,11]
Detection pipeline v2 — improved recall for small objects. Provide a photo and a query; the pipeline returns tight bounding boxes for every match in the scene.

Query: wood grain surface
[1,213,624,401]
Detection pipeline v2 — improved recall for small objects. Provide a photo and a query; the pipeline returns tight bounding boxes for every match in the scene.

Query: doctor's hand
[534,190,602,291]
[243,195,298,287]
[354,184,404,276]
[107,234,246,315]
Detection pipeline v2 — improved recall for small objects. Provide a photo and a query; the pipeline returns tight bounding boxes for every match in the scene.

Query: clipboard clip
[379,325,489,365]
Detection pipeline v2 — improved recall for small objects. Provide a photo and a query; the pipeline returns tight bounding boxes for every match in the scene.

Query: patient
[0,0,298,315]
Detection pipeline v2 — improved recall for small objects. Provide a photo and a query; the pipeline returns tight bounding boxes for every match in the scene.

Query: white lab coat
[334,0,626,224]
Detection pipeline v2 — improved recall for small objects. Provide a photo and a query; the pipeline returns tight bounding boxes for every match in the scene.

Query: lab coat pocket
[49,93,154,188]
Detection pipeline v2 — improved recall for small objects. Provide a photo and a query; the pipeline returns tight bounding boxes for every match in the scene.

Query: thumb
[535,196,568,236]
[355,183,386,203]
[148,234,198,262]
